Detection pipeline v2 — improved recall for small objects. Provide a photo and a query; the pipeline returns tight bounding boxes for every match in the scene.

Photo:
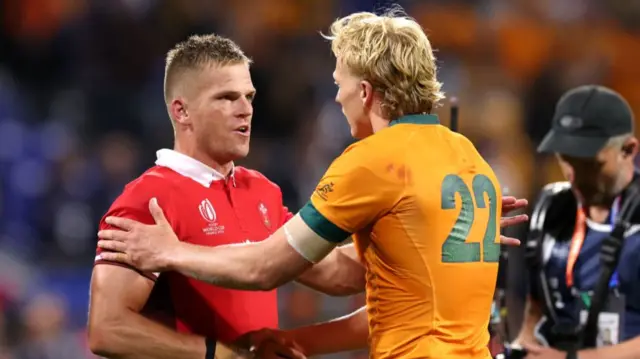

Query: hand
[523,343,566,359]
[214,343,254,359]
[253,341,306,359]
[499,196,529,246]
[97,198,179,272]
[237,329,305,359]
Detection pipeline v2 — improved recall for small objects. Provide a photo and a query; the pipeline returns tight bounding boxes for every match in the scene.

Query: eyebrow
[213,89,256,98]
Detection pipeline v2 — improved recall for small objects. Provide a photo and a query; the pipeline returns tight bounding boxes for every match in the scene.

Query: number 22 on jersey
[440,174,500,263]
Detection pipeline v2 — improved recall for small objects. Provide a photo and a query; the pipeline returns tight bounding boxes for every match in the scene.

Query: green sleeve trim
[299,202,351,243]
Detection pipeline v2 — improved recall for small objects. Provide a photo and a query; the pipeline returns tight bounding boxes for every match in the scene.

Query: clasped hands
[226,328,305,359]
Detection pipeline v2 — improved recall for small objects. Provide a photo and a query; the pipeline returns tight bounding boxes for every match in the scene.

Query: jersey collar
[155,149,234,187]
[390,114,439,126]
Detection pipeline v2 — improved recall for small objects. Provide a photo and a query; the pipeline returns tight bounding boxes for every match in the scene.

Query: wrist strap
[566,350,577,359]
[205,337,216,359]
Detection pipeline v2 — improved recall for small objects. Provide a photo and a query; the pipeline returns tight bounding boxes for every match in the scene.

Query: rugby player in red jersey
[87,34,356,359]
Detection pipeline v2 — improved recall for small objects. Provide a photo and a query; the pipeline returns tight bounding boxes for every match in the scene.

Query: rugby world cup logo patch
[199,199,217,223]
[199,199,224,235]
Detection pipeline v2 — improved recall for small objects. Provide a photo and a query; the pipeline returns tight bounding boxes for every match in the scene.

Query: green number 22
[440,174,500,263]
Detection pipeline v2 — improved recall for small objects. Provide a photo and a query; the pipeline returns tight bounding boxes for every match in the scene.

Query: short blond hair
[324,10,444,120]
[163,34,251,104]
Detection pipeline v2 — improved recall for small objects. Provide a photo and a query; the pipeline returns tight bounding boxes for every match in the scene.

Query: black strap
[205,337,216,359]
[581,179,640,347]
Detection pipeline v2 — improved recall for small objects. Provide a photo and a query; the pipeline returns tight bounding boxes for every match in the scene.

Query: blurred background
[0,0,639,357]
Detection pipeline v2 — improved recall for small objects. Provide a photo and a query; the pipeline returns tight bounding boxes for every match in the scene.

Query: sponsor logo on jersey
[316,182,334,201]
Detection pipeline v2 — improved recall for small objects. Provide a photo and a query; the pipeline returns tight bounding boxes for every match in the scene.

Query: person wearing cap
[510,85,640,359]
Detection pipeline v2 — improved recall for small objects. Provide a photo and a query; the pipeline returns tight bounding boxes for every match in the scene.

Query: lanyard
[565,197,621,288]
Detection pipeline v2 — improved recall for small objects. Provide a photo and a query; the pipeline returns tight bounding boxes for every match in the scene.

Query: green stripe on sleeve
[299,202,351,243]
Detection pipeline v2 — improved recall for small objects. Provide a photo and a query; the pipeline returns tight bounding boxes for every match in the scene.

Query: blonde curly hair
[323,10,444,120]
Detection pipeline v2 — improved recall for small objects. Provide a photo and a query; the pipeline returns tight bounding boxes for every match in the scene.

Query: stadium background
[0,0,639,357]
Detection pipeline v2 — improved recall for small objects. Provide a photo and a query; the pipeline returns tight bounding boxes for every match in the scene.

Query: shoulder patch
[315,182,334,201]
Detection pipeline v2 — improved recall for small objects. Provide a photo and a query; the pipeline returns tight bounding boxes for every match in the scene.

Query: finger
[149,197,170,225]
[500,214,529,228]
[98,251,133,265]
[250,330,283,347]
[502,196,516,205]
[97,240,128,252]
[105,216,139,231]
[499,235,521,246]
[98,229,131,242]
[503,199,528,212]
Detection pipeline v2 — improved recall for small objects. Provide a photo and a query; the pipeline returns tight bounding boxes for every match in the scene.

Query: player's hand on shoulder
[501,196,529,229]
[97,197,179,272]
[499,196,529,246]
[502,196,528,214]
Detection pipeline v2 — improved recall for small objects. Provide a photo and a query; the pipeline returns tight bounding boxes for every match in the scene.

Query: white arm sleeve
[284,214,337,263]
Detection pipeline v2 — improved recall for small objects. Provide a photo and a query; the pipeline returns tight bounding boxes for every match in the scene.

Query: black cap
[537,85,634,157]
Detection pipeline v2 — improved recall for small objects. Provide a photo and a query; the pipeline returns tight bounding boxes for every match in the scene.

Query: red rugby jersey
[95,149,293,342]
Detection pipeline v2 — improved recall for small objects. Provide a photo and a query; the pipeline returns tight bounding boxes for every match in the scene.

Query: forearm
[296,244,365,296]
[287,306,369,356]
[170,240,311,291]
[579,337,640,359]
[89,309,207,359]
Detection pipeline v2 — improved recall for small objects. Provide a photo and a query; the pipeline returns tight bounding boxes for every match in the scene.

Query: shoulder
[108,166,180,217]
[331,135,398,173]
[233,167,282,194]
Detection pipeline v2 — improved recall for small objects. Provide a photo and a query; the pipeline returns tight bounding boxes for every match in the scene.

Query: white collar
[155,149,234,187]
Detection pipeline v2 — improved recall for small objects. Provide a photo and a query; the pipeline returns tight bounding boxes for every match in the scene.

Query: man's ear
[359,80,375,108]
[622,137,638,158]
[170,98,190,126]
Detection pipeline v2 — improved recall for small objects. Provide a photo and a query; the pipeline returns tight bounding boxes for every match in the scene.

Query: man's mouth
[235,125,250,134]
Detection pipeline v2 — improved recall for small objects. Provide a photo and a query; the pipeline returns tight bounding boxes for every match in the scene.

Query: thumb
[149,197,168,224]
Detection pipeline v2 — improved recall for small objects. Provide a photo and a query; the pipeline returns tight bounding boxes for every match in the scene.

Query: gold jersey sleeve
[299,141,403,243]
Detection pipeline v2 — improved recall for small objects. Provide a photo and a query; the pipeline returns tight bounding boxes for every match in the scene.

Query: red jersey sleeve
[95,175,175,282]
[281,206,294,226]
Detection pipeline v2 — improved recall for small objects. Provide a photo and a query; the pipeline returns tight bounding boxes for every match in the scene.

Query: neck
[584,167,635,223]
[370,113,390,134]
[174,140,234,177]
[587,206,612,224]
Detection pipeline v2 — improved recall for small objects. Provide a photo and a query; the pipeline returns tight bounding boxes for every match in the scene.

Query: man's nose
[236,97,253,117]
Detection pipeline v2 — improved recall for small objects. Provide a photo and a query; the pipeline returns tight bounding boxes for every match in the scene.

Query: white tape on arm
[284,214,337,263]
